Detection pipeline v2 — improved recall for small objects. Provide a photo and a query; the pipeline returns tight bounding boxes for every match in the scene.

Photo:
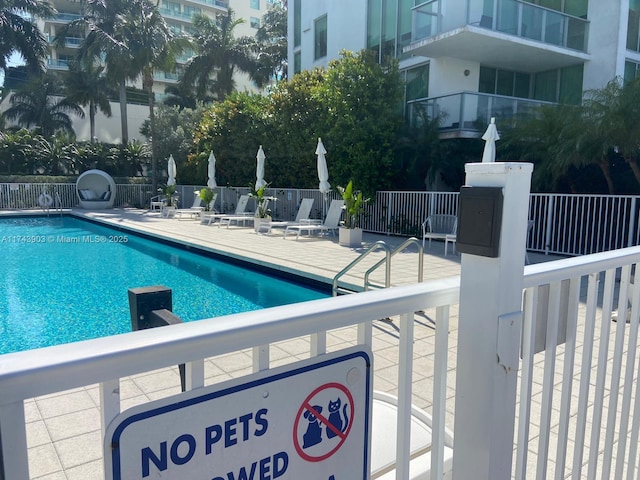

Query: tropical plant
[159,183,176,206]
[65,59,113,142]
[140,103,206,183]
[248,182,273,218]
[180,10,257,102]
[59,0,135,144]
[197,186,214,211]
[337,180,369,229]
[3,73,84,138]
[250,2,288,85]
[0,0,55,74]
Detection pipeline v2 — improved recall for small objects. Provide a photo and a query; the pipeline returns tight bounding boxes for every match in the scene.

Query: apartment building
[289,0,637,138]
[34,0,270,141]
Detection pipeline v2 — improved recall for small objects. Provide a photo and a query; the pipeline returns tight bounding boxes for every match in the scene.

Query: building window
[250,17,261,28]
[314,15,328,60]
[405,63,429,101]
[294,51,301,74]
[294,0,301,47]
[479,66,531,99]
[625,60,640,83]
[250,0,260,9]
[532,64,583,105]
[628,0,640,52]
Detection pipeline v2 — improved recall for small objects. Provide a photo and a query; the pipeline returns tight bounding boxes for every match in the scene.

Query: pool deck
[3,209,554,479]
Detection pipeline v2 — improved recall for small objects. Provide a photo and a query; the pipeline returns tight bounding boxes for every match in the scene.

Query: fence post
[545,195,554,255]
[452,162,533,480]
[628,197,637,248]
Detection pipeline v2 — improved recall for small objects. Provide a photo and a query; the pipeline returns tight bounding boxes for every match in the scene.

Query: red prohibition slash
[293,382,355,462]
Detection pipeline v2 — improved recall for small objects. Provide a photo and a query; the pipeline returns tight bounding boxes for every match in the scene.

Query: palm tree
[3,73,84,138]
[181,9,257,102]
[251,2,288,86]
[58,0,136,144]
[65,59,113,142]
[0,0,55,73]
[115,0,187,191]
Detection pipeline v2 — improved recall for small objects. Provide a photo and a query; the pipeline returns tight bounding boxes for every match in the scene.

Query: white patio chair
[174,195,206,219]
[422,214,457,255]
[266,198,315,234]
[283,199,344,240]
[219,199,270,228]
[201,195,250,226]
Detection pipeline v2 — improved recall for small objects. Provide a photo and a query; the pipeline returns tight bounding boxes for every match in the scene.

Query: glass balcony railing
[183,0,228,9]
[47,59,70,69]
[407,91,555,133]
[50,13,82,23]
[412,0,589,52]
[159,8,194,21]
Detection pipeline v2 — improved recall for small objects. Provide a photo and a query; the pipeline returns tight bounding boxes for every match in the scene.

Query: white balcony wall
[429,56,479,97]
[583,0,626,91]
[293,0,367,73]
[440,0,469,32]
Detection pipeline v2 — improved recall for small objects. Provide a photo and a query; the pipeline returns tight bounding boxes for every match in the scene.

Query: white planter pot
[254,216,271,233]
[339,227,363,247]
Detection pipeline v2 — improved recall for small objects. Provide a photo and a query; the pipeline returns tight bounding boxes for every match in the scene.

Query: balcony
[406,0,590,72]
[46,34,82,48]
[181,0,228,10]
[159,8,194,21]
[407,91,554,138]
[48,12,82,23]
[46,58,70,70]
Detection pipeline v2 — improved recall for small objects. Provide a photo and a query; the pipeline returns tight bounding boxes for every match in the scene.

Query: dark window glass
[496,70,515,96]
[479,66,497,93]
[294,0,301,47]
[314,15,327,60]
[558,64,583,105]
[405,64,429,101]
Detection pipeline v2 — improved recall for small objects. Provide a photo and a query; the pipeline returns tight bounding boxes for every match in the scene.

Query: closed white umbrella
[255,145,267,190]
[207,151,217,189]
[167,155,177,185]
[316,137,331,194]
[481,117,500,163]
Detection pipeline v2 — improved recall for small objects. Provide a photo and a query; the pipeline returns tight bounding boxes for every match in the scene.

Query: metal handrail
[364,237,424,291]
[332,241,391,296]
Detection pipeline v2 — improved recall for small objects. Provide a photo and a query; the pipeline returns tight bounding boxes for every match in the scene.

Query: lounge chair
[283,199,344,240]
[370,391,454,479]
[219,199,270,228]
[174,195,206,219]
[201,195,250,226]
[266,198,315,234]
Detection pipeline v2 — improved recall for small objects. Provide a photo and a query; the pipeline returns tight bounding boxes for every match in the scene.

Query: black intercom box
[456,186,504,257]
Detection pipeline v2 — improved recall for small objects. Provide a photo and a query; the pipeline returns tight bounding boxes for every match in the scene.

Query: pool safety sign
[105,346,372,480]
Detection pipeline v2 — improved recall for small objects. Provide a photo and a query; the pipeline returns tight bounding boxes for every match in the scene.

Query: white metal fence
[1,243,640,478]
[3,182,640,257]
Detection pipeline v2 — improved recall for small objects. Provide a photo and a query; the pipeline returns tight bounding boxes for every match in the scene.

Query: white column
[452,162,533,480]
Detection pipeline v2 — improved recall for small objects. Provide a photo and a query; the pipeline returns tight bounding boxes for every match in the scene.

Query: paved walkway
[6,209,552,479]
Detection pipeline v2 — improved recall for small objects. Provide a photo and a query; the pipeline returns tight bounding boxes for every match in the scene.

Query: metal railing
[412,0,589,52]
[1,238,640,477]
[406,91,555,133]
[4,183,640,257]
[517,247,640,478]
[0,274,460,479]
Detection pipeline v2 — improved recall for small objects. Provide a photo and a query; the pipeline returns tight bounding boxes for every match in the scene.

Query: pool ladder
[332,237,424,296]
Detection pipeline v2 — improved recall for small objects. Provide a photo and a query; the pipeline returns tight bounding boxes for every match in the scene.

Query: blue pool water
[0,216,328,354]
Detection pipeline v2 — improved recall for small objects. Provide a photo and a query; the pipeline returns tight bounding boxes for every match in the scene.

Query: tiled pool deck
[2,209,554,479]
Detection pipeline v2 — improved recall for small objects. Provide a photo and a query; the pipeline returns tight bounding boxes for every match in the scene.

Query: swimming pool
[0,216,328,354]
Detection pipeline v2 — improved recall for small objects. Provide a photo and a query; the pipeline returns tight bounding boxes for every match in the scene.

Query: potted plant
[197,187,215,211]
[159,184,177,207]
[249,183,275,232]
[337,180,369,247]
